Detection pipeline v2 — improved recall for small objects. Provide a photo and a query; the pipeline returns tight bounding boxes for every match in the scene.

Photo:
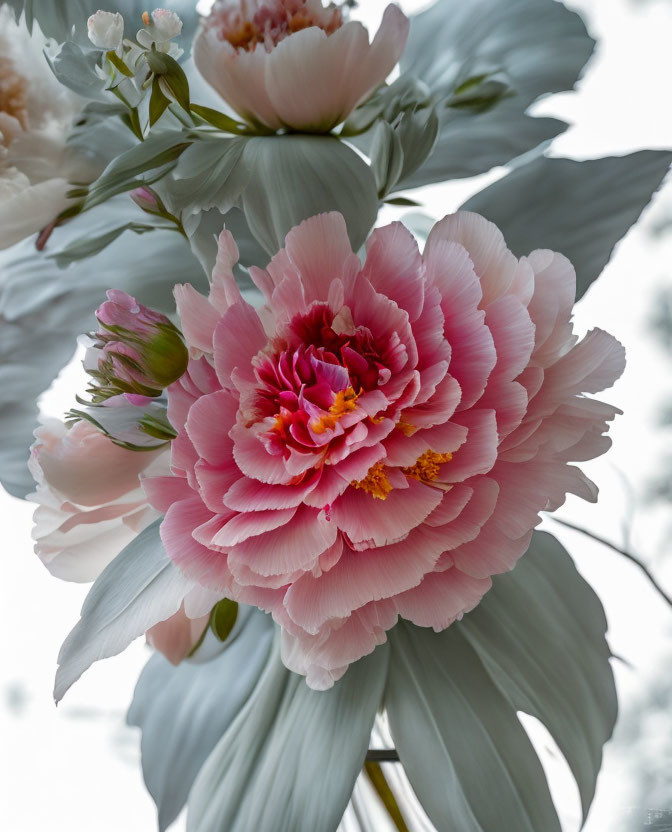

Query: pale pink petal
[393,567,492,630]
[213,302,267,390]
[363,222,424,321]
[332,478,443,549]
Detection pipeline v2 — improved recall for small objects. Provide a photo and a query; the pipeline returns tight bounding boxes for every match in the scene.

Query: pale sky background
[2,0,672,830]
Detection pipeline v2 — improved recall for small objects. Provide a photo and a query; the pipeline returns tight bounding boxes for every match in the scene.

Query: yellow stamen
[403,450,453,483]
[397,420,417,436]
[142,10,151,25]
[351,461,393,501]
[311,387,358,434]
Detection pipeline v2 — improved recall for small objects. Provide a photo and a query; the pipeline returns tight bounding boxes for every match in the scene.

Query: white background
[2,0,672,829]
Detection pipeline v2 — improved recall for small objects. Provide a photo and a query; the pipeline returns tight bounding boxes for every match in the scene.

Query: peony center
[211,0,343,52]
[351,451,453,501]
[351,461,392,500]
[310,386,358,434]
[402,450,453,483]
[0,51,29,148]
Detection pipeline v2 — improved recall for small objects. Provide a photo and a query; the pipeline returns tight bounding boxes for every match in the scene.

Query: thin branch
[552,517,672,609]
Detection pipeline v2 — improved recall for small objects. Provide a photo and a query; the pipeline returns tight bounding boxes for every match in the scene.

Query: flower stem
[364,761,409,832]
[552,517,672,609]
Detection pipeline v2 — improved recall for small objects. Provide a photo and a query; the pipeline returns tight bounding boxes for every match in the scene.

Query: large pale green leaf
[127,608,275,832]
[0,197,205,498]
[187,638,389,832]
[396,0,595,186]
[385,530,617,831]
[463,151,672,299]
[239,135,379,255]
[460,531,616,821]
[54,520,190,702]
[386,621,562,832]
[4,0,199,48]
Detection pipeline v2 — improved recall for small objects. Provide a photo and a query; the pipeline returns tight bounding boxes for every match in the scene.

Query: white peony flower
[0,7,80,249]
[87,9,125,50]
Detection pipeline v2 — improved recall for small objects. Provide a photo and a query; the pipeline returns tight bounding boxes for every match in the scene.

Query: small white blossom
[87,10,125,50]
[147,8,183,40]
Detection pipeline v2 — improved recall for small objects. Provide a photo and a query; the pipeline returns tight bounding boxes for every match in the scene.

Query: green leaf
[82,130,192,210]
[168,136,249,216]
[128,609,275,831]
[240,135,378,255]
[460,531,617,821]
[50,222,165,266]
[106,50,134,78]
[210,600,239,643]
[146,49,191,112]
[190,103,248,134]
[149,76,171,127]
[370,121,405,197]
[44,41,106,101]
[463,151,672,299]
[397,0,595,186]
[186,639,389,832]
[341,76,432,137]
[385,529,618,831]
[55,520,190,702]
[384,196,421,207]
[386,621,562,832]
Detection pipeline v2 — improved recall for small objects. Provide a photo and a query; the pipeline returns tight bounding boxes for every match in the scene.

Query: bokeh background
[2,0,672,829]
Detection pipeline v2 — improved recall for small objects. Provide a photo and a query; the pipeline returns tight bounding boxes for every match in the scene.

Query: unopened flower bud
[91,289,188,399]
[87,10,124,49]
[130,186,161,215]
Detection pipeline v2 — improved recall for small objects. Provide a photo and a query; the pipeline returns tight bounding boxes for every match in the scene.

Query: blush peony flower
[0,7,80,249]
[193,0,409,132]
[28,418,166,582]
[145,211,625,689]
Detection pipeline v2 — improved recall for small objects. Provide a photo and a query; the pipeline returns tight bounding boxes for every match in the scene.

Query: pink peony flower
[193,0,409,132]
[145,211,625,689]
[28,418,165,582]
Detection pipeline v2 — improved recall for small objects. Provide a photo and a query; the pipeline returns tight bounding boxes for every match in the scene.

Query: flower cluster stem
[364,760,410,832]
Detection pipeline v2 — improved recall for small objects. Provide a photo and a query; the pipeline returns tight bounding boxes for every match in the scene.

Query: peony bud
[87,10,124,49]
[91,289,188,399]
[130,186,161,215]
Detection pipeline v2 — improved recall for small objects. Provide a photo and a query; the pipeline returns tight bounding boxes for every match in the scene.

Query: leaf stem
[552,517,672,609]
[364,761,409,832]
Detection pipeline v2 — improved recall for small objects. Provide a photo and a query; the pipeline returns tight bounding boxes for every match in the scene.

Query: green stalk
[364,761,410,832]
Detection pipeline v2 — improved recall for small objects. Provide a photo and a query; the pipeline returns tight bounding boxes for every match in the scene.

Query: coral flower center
[402,450,453,483]
[212,0,343,52]
[351,461,392,500]
[310,386,358,434]
[0,52,28,147]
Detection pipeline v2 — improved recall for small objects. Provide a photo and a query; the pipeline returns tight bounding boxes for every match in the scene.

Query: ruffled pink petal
[440,409,498,483]
[283,525,445,634]
[426,211,519,307]
[212,507,298,547]
[332,478,443,549]
[174,282,221,354]
[281,213,355,304]
[483,295,535,382]
[525,249,576,368]
[161,497,233,591]
[392,567,492,630]
[142,474,193,512]
[146,604,210,665]
[213,302,267,390]
[223,471,321,511]
[185,390,237,468]
[227,504,337,578]
[363,222,424,321]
